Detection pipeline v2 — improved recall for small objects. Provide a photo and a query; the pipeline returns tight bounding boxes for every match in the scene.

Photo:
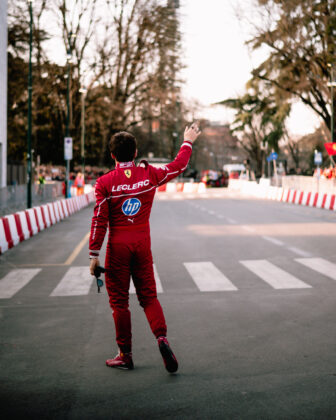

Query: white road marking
[262,236,284,246]
[226,217,237,224]
[0,269,41,299]
[50,267,94,296]
[287,246,312,257]
[295,258,336,281]
[184,262,238,292]
[208,210,215,215]
[240,260,312,289]
[130,264,163,294]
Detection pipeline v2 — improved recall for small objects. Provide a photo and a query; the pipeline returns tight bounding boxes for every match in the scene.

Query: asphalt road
[1,189,336,420]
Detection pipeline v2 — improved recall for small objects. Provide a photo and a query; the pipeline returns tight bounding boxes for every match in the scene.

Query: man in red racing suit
[89,124,200,372]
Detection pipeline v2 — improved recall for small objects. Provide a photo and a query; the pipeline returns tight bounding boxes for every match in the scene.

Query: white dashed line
[262,236,284,246]
[287,246,312,257]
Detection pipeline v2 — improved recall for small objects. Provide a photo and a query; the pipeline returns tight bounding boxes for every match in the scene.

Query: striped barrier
[229,180,336,211]
[0,191,95,255]
[157,182,206,194]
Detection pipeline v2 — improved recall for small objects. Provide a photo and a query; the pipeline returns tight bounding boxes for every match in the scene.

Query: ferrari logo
[124,169,131,178]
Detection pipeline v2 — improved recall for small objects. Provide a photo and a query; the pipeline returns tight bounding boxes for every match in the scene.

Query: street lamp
[79,87,87,176]
[327,63,336,142]
[65,32,76,198]
[27,0,33,208]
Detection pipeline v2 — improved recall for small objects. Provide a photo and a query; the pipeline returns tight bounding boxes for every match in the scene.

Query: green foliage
[248,0,336,137]
[7,0,184,167]
[217,82,290,174]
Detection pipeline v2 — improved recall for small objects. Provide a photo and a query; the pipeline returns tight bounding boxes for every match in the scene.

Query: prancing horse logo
[124,170,131,178]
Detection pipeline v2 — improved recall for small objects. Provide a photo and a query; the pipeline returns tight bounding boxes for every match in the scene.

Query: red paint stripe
[305,192,311,206]
[298,191,304,204]
[313,192,319,207]
[66,199,72,214]
[177,183,184,192]
[33,208,41,232]
[286,190,291,202]
[40,206,47,228]
[61,200,68,217]
[157,184,167,192]
[321,194,327,209]
[330,195,336,210]
[25,210,33,237]
[2,217,13,249]
[14,214,24,242]
[52,202,59,221]
[58,202,64,219]
[47,204,54,224]
[292,190,297,203]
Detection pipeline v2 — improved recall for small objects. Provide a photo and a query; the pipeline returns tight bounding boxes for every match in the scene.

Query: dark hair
[109,131,137,162]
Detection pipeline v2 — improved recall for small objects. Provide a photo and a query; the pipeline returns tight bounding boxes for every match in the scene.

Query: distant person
[38,172,45,184]
[74,171,85,195]
[89,123,201,372]
[38,171,45,196]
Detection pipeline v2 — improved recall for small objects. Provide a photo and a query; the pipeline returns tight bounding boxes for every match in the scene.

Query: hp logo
[122,198,141,216]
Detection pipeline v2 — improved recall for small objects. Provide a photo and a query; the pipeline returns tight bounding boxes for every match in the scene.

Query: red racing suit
[89,140,193,351]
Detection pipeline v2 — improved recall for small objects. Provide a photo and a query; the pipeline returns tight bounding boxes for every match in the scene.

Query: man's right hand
[90,257,100,275]
[184,122,201,143]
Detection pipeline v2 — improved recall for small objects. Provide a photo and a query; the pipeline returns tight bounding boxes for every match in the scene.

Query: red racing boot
[106,351,134,370]
[157,336,178,373]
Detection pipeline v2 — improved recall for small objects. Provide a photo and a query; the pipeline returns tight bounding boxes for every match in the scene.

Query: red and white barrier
[61,199,69,218]
[26,209,39,235]
[228,180,336,212]
[0,191,95,255]
[157,182,206,194]
[0,218,9,254]
[15,211,30,241]
[47,203,57,225]
[3,215,20,247]
[34,206,45,231]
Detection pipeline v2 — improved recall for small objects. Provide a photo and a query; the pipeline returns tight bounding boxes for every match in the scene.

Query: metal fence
[0,182,64,216]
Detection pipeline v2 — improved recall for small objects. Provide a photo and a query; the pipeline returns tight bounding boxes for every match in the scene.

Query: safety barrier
[157,182,206,194]
[228,179,336,211]
[0,191,95,255]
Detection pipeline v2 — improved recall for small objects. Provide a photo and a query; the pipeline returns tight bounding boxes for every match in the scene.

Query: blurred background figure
[74,171,85,195]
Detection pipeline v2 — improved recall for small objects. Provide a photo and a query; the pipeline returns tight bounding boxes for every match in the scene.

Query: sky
[180,0,321,136]
[40,0,321,137]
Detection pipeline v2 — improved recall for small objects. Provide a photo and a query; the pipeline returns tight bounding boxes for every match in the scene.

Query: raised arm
[150,123,201,186]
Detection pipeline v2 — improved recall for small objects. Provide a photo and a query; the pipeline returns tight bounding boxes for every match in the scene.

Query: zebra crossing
[1,258,336,300]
